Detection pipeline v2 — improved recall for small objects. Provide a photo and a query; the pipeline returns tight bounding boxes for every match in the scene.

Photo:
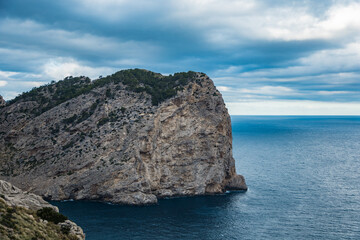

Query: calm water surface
[52,116,360,239]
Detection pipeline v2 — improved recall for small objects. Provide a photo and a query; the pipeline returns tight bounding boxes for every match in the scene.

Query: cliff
[0,69,246,205]
[0,180,85,240]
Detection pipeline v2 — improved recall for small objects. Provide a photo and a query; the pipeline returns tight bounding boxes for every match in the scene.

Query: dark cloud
[0,0,359,112]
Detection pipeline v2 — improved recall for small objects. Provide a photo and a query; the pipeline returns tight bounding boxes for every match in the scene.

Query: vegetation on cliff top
[6,69,197,114]
[0,198,78,240]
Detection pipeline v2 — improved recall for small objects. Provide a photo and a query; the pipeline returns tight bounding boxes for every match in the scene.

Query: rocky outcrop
[0,95,5,107]
[59,220,86,239]
[0,180,57,211]
[0,180,85,240]
[0,69,246,205]
[225,175,247,191]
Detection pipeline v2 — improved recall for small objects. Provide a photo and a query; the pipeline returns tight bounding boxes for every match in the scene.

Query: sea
[52,116,360,240]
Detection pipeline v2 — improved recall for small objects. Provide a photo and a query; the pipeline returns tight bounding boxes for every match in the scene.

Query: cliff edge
[0,69,246,205]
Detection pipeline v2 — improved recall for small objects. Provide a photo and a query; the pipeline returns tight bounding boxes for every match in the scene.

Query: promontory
[0,69,247,205]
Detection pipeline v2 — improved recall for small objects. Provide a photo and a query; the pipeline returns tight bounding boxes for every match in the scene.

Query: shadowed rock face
[0,70,246,205]
[0,96,5,107]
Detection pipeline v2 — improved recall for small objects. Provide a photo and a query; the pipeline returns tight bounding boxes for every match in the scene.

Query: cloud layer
[0,0,359,114]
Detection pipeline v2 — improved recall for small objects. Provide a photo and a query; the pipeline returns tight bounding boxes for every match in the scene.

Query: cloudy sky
[1,0,360,115]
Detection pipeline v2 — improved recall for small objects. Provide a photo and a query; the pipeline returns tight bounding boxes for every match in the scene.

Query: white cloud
[215,85,301,102]
[0,70,17,79]
[67,0,360,46]
[297,41,360,74]
[238,86,298,96]
[317,91,352,95]
[0,81,7,87]
[222,41,360,86]
[86,0,360,41]
[42,58,116,80]
[227,100,360,115]
[168,0,360,46]
[319,3,360,33]
[0,59,119,100]
[0,91,20,100]
[217,86,232,92]
[264,3,360,41]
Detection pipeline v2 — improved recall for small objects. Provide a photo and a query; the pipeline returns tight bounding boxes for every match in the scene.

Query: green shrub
[60,225,71,235]
[109,111,118,122]
[97,117,109,126]
[62,140,75,150]
[62,114,78,125]
[0,207,16,228]
[7,69,197,113]
[36,207,68,224]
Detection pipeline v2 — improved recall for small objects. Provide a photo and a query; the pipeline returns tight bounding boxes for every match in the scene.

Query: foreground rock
[0,69,247,205]
[0,180,85,240]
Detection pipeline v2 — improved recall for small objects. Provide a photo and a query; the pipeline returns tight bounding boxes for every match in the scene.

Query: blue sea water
[52,116,360,240]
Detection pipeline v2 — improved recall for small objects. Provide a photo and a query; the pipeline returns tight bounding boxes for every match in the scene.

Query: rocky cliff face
[0,180,85,240]
[0,69,246,205]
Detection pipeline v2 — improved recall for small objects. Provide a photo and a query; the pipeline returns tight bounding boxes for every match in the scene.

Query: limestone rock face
[0,70,246,205]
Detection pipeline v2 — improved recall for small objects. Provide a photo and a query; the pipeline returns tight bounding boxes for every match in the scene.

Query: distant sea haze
[53,116,360,240]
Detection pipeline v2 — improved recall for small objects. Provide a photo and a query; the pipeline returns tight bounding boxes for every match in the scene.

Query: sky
[0,0,360,115]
